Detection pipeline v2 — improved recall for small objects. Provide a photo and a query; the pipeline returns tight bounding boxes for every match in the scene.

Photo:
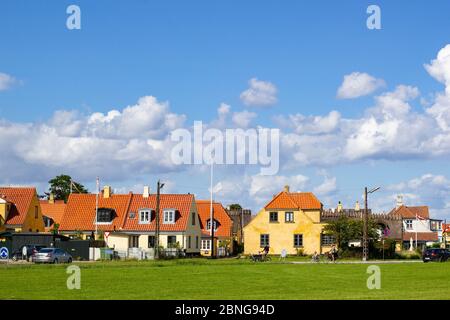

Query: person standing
[22,245,27,261]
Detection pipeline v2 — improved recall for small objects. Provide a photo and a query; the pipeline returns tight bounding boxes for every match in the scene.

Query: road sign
[104,232,110,239]
[0,247,9,259]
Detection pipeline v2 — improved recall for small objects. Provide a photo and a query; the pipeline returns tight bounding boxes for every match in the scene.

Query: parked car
[11,244,46,261]
[423,248,450,262]
[32,248,73,264]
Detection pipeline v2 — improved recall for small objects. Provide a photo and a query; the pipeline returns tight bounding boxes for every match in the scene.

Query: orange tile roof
[59,193,133,232]
[389,205,430,219]
[443,224,450,233]
[264,191,322,210]
[122,194,195,232]
[39,200,67,226]
[59,192,196,232]
[403,232,438,241]
[196,200,233,238]
[0,187,36,225]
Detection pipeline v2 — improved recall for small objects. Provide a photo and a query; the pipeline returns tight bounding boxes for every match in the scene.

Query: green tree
[47,174,88,203]
[229,204,242,210]
[323,215,379,249]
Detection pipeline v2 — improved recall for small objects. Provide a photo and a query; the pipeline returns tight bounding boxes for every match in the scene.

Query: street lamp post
[363,186,380,262]
[155,180,164,259]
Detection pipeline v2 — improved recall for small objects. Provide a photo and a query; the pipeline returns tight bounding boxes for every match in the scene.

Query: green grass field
[1,259,449,300]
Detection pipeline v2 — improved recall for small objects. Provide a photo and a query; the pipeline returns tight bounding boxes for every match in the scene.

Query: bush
[395,251,421,260]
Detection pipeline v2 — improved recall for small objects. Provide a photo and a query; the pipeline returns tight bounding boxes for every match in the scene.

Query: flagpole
[415,214,418,250]
[96,177,99,237]
[210,161,215,258]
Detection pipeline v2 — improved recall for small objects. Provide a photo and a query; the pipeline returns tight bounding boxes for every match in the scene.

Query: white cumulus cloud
[337,72,385,99]
[240,78,278,107]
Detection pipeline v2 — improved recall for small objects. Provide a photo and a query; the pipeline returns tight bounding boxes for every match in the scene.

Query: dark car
[423,248,450,262]
[11,244,46,261]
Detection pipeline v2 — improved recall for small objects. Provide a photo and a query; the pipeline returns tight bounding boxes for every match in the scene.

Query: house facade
[196,200,233,256]
[59,186,202,257]
[244,186,328,255]
[0,187,45,233]
[389,196,441,249]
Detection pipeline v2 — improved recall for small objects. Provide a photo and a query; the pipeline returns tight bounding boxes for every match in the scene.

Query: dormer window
[139,209,153,224]
[96,208,115,224]
[206,219,218,231]
[163,209,176,224]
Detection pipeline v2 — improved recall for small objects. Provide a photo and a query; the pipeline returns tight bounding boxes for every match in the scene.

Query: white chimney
[143,186,150,198]
[355,201,360,211]
[396,194,403,209]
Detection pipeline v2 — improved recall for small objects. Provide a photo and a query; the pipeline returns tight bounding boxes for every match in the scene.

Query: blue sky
[1,1,450,219]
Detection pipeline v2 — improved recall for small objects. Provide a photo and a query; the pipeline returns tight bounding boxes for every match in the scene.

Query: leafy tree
[323,215,379,249]
[50,223,60,235]
[229,204,242,210]
[47,174,88,203]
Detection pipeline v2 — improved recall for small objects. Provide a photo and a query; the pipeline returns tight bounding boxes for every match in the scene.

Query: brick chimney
[103,186,112,199]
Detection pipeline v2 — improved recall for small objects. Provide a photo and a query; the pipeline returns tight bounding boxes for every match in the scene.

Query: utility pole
[155,180,164,259]
[363,187,368,262]
[363,186,380,262]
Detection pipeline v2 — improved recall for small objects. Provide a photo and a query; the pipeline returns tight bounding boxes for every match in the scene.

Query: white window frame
[163,209,176,224]
[405,219,413,230]
[285,212,294,223]
[201,239,211,250]
[206,219,218,231]
[139,209,152,224]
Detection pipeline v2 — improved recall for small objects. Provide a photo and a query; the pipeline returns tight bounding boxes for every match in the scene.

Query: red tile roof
[122,194,195,232]
[59,192,196,232]
[389,206,430,219]
[0,187,36,225]
[443,224,450,233]
[39,200,67,226]
[59,193,133,232]
[403,232,438,242]
[264,191,322,210]
[196,200,233,238]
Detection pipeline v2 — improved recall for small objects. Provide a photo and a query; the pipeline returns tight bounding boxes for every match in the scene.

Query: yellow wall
[0,202,7,232]
[1,191,45,233]
[244,208,325,255]
[21,192,45,232]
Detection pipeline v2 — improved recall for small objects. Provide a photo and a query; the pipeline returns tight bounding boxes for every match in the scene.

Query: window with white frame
[405,219,413,230]
[201,239,211,250]
[139,209,151,224]
[163,209,176,224]
[206,219,218,231]
[285,212,294,223]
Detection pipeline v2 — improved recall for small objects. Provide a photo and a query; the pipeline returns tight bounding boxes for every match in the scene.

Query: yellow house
[0,187,45,233]
[244,186,333,255]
